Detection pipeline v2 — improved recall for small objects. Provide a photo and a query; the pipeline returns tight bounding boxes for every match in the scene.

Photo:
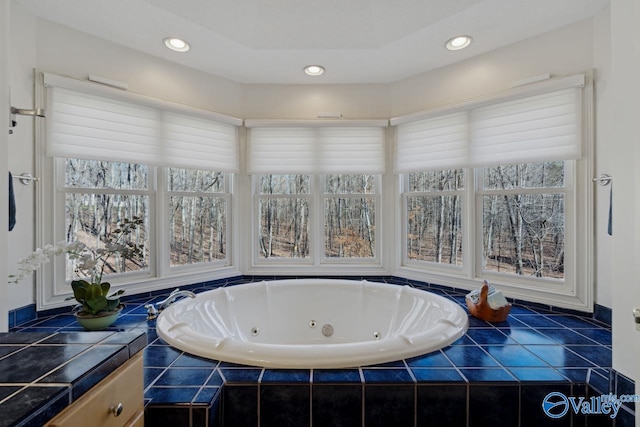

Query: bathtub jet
[156,279,469,369]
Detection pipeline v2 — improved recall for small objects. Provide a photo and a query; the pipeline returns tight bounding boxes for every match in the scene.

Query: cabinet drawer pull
[110,403,124,417]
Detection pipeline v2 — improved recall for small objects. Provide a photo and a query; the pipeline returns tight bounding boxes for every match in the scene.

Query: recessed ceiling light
[304,65,325,76]
[445,35,472,51]
[163,37,191,53]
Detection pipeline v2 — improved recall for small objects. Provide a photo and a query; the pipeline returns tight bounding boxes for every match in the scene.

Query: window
[324,174,377,259]
[405,169,464,266]
[247,122,386,268]
[59,160,232,285]
[401,161,572,284]
[480,161,566,279]
[40,73,240,310]
[394,75,591,310]
[256,175,310,259]
[168,168,229,267]
[253,174,381,265]
[63,159,151,281]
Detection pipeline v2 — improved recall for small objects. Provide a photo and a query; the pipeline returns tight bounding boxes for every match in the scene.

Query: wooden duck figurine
[466,280,512,322]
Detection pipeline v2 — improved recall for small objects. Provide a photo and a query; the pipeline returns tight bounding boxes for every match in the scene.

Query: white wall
[389,19,595,117]
[1,0,11,331]
[6,4,37,311]
[610,0,640,397]
[35,18,244,118]
[6,6,615,313]
[592,7,614,309]
[242,84,390,119]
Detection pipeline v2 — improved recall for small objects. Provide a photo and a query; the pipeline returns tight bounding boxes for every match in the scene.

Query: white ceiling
[15,0,608,84]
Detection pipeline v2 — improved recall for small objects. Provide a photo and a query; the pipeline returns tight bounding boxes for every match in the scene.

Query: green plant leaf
[106,298,120,311]
[85,282,103,301]
[85,297,108,315]
[71,280,91,302]
[100,282,110,296]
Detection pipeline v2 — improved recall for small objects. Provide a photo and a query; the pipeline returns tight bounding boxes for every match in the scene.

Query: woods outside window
[63,159,152,281]
[167,168,229,268]
[479,161,567,280]
[59,160,231,285]
[405,169,464,267]
[254,174,381,265]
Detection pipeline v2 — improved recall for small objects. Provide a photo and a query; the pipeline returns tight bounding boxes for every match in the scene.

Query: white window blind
[470,88,581,166]
[46,81,239,172]
[247,126,386,174]
[47,87,163,164]
[394,82,583,172]
[163,112,238,172]
[395,112,468,173]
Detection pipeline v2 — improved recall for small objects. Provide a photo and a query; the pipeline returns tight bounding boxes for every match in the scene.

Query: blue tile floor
[10,277,636,427]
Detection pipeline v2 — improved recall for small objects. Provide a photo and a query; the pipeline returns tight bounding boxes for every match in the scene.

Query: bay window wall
[246,122,386,268]
[38,73,240,310]
[36,72,592,311]
[394,75,592,310]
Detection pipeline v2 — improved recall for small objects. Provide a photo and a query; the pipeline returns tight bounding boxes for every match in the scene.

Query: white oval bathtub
[156,279,468,368]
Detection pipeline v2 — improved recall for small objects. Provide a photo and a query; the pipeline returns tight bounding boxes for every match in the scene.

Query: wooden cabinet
[45,353,144,427]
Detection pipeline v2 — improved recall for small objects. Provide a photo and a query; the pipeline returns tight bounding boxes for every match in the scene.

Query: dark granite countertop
[0,330,147,427]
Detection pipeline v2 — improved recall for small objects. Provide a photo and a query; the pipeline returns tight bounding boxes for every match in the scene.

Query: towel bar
[12,173,39,185]
[592,174,612,186]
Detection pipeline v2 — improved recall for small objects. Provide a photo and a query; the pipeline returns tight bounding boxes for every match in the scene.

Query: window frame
[52,157,157,294]
[399,161,583,307]
[37,157,237,311]
[401,170,466,274]
[163,167,233,275]
[320,174,381,265]
[474,162,574,290]
[394,75,593,312]
[250,174,383,268]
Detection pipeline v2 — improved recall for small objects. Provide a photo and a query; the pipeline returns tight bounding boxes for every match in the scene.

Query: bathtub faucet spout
[157,289,196,310]
[146,289,196,319]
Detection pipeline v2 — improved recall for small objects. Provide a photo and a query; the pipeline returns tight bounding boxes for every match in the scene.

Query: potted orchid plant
[10,216,144,330]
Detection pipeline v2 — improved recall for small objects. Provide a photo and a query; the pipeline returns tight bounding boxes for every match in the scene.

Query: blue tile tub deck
[508,367,569,382]
[524,345,597,368]
[412,368,465,382]
[0,345,90,383]
[260,384,310,427]
[459,367,518,382]
[536,327,604,345]
[520,384,573,427]
[365,385,415,427]
[442,344,501,367]
[0,386,70,427]
[7,276,631,427]
[482,345,549,367]
[261,369,310,383]
[219,368,262,384]
[0,330,146,427]
[312,384,363,427]
[468,384,520,427]
[417,384,467,427]
[465,327,516,344]
[406,350,453,367]
[362,368,414,383]
[154,367,215,387]
[313,369,361,383]
[222,385,258,427]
